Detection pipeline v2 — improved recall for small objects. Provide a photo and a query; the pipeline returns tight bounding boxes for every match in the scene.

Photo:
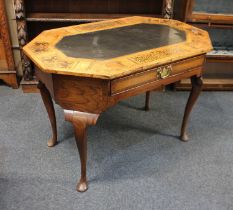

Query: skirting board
[20,78,39,93]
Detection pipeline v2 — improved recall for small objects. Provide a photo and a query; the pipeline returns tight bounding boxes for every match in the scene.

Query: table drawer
[111,55,205,94]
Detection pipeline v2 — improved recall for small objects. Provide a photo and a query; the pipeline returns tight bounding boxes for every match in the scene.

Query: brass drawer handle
[157,65,172,79]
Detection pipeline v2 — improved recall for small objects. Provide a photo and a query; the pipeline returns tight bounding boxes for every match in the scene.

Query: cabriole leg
[180,76,203,141]
[37,81,57,147]
[64,110,99,192]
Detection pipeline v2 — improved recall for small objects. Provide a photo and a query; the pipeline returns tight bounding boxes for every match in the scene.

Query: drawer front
[111,55,205,94]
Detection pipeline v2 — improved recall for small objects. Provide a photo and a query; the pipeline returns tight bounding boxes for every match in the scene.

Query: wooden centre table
[23,16,212,192]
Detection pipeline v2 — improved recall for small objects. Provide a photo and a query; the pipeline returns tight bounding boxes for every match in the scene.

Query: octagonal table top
[23,16,212,79]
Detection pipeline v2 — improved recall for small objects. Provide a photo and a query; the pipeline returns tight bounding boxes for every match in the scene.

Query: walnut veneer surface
[23,16,212,79]
[23,16,212,192]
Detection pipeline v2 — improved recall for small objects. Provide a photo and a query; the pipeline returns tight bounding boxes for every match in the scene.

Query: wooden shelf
[26,13,160,22]
[176,78,233,91]
[207,51,233,60]
[188,12,233,25]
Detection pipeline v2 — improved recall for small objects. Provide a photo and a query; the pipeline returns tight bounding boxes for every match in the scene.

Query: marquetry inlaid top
[23,16,212,79]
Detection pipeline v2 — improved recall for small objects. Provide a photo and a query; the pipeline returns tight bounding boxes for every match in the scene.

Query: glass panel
[206,28,233,51]
[193,0,233,15]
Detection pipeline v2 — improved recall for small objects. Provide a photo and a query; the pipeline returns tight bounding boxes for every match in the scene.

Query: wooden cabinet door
[0,0,18,88]
[0,35,8,71]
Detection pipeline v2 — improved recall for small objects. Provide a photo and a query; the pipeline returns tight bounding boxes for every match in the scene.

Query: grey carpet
[0,85,233,210]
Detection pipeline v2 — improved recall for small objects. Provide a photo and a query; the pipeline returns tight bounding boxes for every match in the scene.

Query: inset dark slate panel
[55,23,186,59]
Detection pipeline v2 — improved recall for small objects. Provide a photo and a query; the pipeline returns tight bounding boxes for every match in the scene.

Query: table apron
[108,67,202,104]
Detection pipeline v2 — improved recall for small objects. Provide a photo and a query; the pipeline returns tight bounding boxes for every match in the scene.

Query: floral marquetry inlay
[129,47,188,64]
[23,16,212,79]
[40,54,75,70]
[31,42,50,53]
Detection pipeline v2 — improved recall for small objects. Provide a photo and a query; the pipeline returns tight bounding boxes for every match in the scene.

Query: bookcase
[14,0,174,92]
[174,0,233,90]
